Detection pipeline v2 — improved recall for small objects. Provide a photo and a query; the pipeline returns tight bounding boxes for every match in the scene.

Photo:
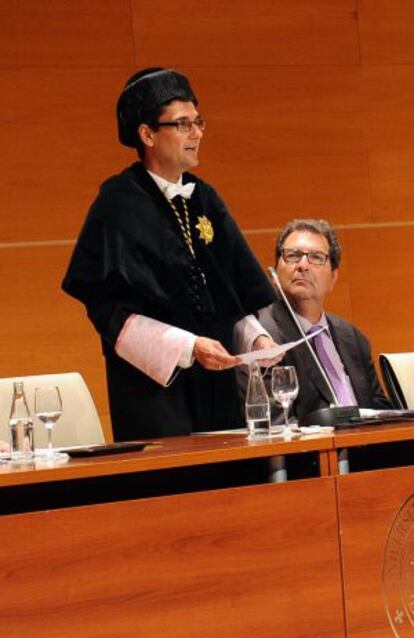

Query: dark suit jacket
[238,301,391,420]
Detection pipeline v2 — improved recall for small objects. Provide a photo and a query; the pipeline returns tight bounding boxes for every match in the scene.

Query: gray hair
[275,218,341,269]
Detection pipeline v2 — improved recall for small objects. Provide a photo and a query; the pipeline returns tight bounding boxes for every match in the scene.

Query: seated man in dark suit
[238,218,391,423]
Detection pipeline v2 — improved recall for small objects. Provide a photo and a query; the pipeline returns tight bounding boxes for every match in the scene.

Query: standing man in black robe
[62,67,277,440]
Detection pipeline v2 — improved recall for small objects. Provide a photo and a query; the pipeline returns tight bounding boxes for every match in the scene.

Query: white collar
[147,169,183,195]
[295,310,328,334]
[147,169,195,200]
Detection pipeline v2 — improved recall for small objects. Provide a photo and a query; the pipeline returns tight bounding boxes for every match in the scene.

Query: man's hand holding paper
[249,334,284,367]
[239,326,326,366]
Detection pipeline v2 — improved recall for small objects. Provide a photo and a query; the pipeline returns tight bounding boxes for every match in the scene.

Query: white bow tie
[164,182,195,201]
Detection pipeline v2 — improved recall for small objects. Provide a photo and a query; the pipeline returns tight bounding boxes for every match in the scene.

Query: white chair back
[0,372,105,448]
[379,353,414,409]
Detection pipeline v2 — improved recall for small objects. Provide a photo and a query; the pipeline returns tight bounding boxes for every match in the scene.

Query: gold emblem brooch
[195,215,214,245]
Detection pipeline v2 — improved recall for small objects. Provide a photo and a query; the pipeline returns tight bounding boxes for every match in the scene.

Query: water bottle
[245,361,270,439]
[9,381,35,462]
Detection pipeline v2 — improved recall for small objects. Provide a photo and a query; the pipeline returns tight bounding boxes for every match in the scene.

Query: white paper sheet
[238,326,326,365]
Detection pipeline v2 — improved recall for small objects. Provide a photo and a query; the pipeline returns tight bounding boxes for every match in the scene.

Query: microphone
[267,266,359,428]
[267,266,339,406]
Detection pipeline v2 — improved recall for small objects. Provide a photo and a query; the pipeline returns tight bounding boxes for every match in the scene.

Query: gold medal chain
[167,197,195,258]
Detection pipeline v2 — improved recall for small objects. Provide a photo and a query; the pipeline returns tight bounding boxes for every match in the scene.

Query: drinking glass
[34,386,63,461]
[245,402,271,439]
[271,366,299,435]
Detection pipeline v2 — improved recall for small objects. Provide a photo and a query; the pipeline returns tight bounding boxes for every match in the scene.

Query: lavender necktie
[307,325,355,406]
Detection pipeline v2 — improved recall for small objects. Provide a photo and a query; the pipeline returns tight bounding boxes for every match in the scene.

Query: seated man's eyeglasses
[281,249,329,266]
[156,117,206,133]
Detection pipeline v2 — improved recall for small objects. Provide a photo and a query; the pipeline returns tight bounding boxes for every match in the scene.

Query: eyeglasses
[281,248,330,266]
[156,117,206,133]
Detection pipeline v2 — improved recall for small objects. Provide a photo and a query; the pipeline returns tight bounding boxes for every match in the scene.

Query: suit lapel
[328,317,354,374]
[328,315,366,403]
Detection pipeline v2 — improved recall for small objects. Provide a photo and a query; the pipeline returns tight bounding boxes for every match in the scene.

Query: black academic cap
[116,67,198,148]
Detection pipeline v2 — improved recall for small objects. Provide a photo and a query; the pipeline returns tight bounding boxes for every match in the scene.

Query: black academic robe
[62,162,275,440]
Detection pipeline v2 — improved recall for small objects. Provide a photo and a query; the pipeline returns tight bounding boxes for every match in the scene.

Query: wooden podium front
[334,423,414,638]
[0,433,345,638]
[2,424,414,637]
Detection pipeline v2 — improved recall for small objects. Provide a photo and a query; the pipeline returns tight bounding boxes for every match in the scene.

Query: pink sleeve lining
[115,314,195,387]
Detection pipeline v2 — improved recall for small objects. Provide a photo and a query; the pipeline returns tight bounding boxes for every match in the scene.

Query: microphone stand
[268,267,340,407]
[267,267,359,443]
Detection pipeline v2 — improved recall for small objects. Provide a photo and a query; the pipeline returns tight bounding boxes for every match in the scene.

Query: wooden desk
[0,433,344,638]
[332,422,414,637]
[0,430,334,488]
[3,424,413,638]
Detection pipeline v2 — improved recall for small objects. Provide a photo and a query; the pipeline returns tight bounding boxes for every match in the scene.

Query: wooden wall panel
[343,225,414,357]
[0,0,134,68]
[0,60,369,238]
[190,65,371,229]
[361,65,414,222]
[338,467,414,636]
[0,245,110,431]
[359,0,414,64]
[132,0,359,66]
[0,479,345,637]
[0,69,134,242]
